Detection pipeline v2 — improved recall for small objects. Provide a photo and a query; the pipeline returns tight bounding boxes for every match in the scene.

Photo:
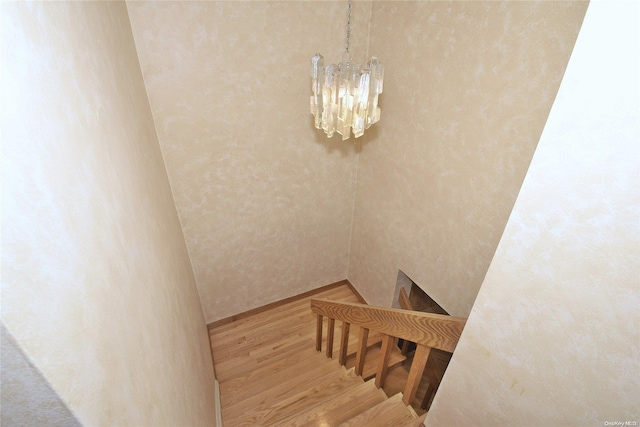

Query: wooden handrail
[311,297,466,406]
[311,298,466,353]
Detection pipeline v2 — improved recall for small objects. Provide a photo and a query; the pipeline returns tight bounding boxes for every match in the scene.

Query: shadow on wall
[1,324,81,427]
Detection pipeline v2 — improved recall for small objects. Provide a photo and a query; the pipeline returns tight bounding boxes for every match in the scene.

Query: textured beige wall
[127,1,372,323]
[427,1,639,424]
[348,1,588,316]
[1,2,217,425]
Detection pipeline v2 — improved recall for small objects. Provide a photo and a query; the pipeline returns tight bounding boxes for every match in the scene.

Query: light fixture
[310,0,384,140]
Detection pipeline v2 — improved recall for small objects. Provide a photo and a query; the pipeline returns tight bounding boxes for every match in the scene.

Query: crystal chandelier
[310,0,384,140]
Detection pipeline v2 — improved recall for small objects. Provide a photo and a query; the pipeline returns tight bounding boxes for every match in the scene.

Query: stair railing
[310,298,466,406]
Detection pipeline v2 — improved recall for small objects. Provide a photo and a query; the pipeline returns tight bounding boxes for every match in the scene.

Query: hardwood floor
[209,283,424,426]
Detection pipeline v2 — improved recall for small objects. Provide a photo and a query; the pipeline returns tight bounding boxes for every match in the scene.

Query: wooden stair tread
[404,412,427,427]
[210,286,358,338]
[339,393,416,427]
[214,294,379,382]
[219,345,322,388]
[382,364,413,401]
[212,308,313,348]
[222,359,349,423]
[214,315,316,362]
[345,343,406,380]
[216,322,348,379]
[225,367,364,427]
[215,337,316,382]
[220,348,329,406]
[277,379,387,427]
[381,350,449,416]
[213,297,363,364]
[325,327,387,359]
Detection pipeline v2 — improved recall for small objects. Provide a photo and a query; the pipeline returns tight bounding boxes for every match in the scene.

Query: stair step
[215,313,373,383]
[404,412,427,427]
[210,286,359,339]
[277,379,387,427]
[326,327,387,360]
[345,342,406,380]
[214,315,315,363]
[211,304,311,345]
[220,347,329,407]
[214,296,364,366]
[210,283,427,427]
[215,337,316,382]
[212,306,314,346]
[222,359,349,424]
[339,393,417,427]
[225,366,364,427]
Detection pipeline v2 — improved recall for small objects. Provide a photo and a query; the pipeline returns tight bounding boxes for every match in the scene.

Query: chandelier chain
[345,0,352,54]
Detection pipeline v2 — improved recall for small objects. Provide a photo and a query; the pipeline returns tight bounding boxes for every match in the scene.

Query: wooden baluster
[326,317,335,358]
[400,339,410,356]
[375,334,394,388]
[398,288,413,356]
[315,314,323,352]
[355,327,369,376]
[403,344,431,405]
[400,340,409,356]
[339,321,351,366]
[399,287,412,310]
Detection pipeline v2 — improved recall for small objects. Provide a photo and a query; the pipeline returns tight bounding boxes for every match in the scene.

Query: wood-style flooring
[208,283,428,426]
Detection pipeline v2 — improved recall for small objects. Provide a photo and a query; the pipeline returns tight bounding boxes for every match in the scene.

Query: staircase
[208,283,465,426]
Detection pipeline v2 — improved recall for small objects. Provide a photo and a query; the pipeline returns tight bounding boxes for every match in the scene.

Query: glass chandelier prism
[310,0,384,140]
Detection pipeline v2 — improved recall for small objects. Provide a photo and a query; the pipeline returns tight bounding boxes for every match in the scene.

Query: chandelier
[310,0,384,140]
